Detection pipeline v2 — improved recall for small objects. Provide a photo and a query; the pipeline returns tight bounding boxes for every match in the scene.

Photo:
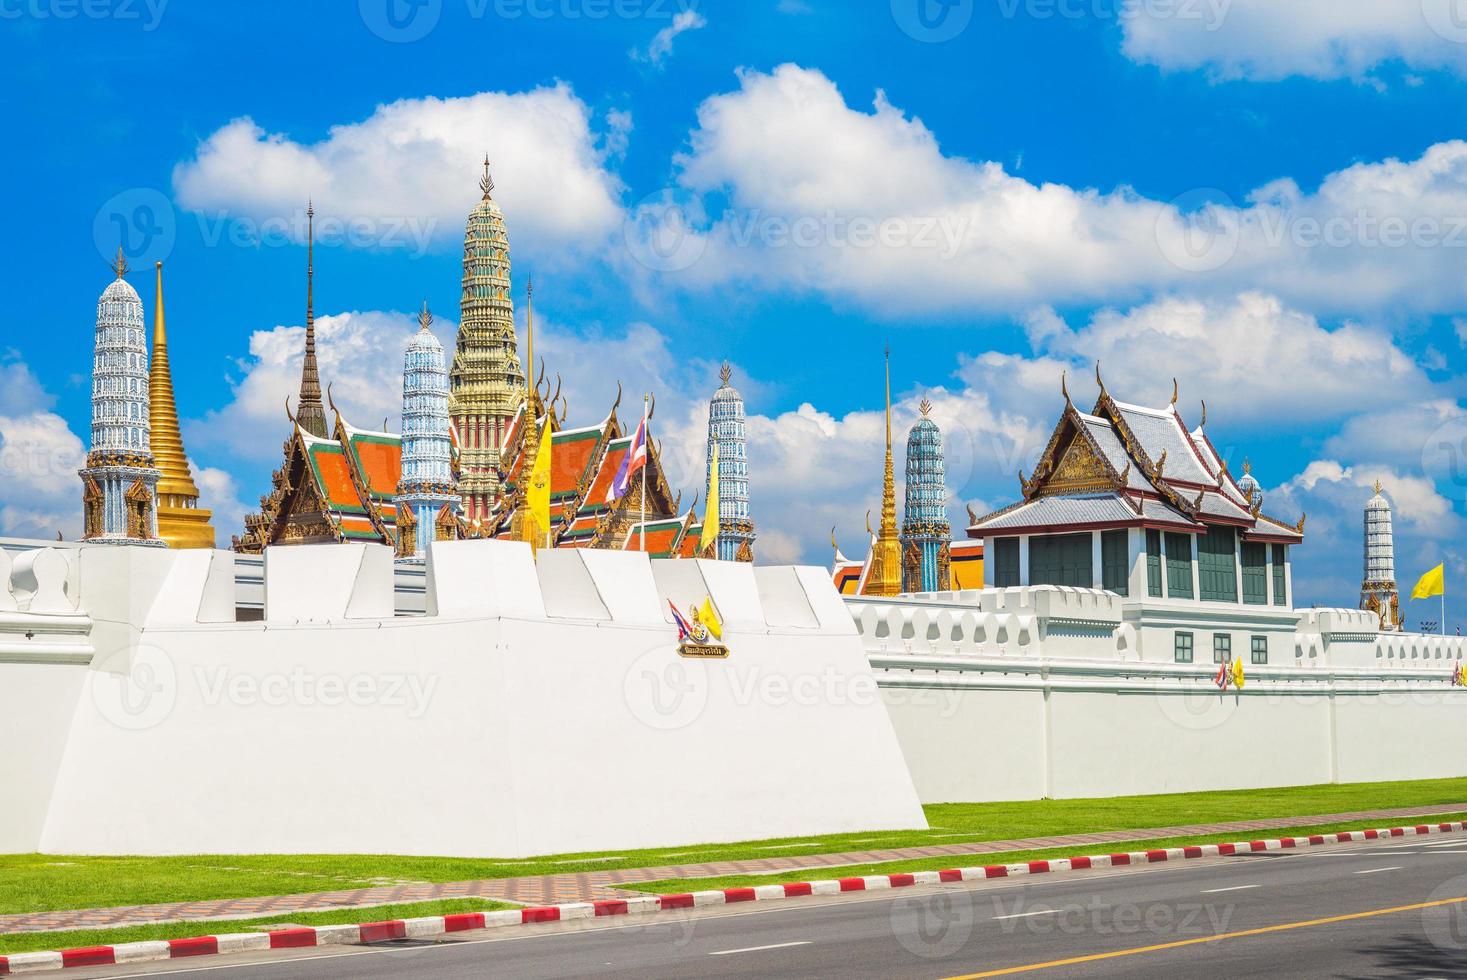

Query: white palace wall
[1,541,926,857]
[856,588,1467,804]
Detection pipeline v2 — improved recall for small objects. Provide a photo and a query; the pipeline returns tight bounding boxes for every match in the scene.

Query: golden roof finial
[1170,377,1179,406]
[1095,360,1106,396]
[720,361,732,387]
[418,300,433,332]
[1243,457,1252,475]
[1374,478,1384,496]
[1200,399,1207,427]
[1061,370,1070,406]
[480,155,495,199]
[110,246,129,279]
[919,396,932,417]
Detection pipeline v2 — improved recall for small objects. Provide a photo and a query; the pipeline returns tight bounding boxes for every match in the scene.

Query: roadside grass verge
[5,777,1467,919]
[0,898,517,956]
[617,812,1467,895]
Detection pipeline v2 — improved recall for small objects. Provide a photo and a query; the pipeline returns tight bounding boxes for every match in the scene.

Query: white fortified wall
[856,587,1467,804]
[2,541,925,857]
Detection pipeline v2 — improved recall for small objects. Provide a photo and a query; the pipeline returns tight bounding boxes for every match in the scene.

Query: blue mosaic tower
[706,363,755,561]
[80,249,163,546]
[395,302,460,562]
[901,399,950,592]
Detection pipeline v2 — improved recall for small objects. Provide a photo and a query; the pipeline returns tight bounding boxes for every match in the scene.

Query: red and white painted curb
[3,820,1464,975]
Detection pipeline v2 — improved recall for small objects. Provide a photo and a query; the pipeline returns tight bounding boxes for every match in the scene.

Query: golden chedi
[149,261,216,549]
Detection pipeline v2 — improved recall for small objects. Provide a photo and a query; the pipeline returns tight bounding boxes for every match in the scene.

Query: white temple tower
[80,250,163,546]
[395,303,459,563]
[706,363,755,562]
[1360,481,1401,631]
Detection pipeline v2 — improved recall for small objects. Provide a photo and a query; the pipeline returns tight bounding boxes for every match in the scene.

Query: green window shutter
[1198,526,1238,602]
[1241,541,1268,605]
[1031,533,1094,588]
[1174,631,1194,663]
[1251,635,1268,664]
[1101,530,1129,596]
[1146,529,1163,597]
[1164,532,1194,599]
[1271,545,1288,606]
[994,538,1021,587]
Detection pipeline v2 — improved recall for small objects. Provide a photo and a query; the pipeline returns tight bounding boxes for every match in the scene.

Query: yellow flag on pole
[526,423,553,550]
[697,595,723,641]
[699,442,720,557]
[1413,563,1446,600]
[1231,656,1245,690]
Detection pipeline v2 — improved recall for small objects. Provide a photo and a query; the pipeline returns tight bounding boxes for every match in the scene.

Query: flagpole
[641,393,648,554]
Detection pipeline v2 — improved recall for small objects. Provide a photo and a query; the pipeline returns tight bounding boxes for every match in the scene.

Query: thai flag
[668,600,693,642]
[1214,661,1229,690]
[607,417,648,502]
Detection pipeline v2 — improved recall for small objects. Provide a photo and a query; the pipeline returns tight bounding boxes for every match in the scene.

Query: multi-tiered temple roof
[970,368,1305,545]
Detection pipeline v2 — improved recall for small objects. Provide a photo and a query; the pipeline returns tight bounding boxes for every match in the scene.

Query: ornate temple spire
[1361,480,1401,631]
[865,347,902,596]
[396,299,459,563]
[902,393,950,593]
[80,248,164,546]
[295,202,328,438]
[149,261,215,548]
[450,159,525,521]
[706,360,755,562]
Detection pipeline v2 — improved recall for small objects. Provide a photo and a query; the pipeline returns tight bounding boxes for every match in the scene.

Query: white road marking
[1353,866,1403,875]
[992,909,1059,920]
[709,940,812,956]
[1201,884,1260,894]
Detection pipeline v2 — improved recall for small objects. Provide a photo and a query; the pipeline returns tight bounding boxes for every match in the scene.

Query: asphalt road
[67,832,1467,979]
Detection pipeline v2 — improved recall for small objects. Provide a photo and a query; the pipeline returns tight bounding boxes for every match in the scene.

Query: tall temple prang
[1361,480,1401,631]
[450,158,525,523]
[705,363,755,562]
[901,398,950,593]
[80,249,164,546]
[295,203,328,439]
[395,303,460,563]
[863,348,902,597]
[150,260,216,549]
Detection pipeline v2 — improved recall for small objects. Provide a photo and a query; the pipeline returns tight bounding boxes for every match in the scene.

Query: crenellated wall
[854,586,1467,803]
[3,541,925,857]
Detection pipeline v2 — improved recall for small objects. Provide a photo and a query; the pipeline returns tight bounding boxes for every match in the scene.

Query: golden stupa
[864,347,903,597]
[149,261,216,549]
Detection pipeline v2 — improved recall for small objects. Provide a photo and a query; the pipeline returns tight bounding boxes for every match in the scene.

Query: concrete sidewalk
[6,802,1466,935]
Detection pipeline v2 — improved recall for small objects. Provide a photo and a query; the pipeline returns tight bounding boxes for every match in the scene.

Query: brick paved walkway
[6,803,1466,935]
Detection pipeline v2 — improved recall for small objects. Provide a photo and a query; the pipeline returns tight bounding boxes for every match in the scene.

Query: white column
[1233,531,1244,605]
[1159,531,1170,598]
[1019,534,1031,586]
[1091,531,1104,590]
[1128,527,1147,599]
[1190,535,1201,602]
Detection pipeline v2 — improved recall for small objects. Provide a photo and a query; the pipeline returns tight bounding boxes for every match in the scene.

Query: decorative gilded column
[149,261,216,549]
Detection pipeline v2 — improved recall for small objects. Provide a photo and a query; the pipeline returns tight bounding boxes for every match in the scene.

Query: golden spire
[419,300,433,332]
[149,261,216,549]
[480,155,495,200]
[865,346,902,597]
[110,246,129,279]
[720,361,732,387]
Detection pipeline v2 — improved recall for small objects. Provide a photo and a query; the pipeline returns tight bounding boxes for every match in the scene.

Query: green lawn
[0,898,516,956]
[621,812,1467,894]
[3,777,1465,927]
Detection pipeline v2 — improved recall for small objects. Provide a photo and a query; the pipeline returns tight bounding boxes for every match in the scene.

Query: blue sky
[2,0,1466,628]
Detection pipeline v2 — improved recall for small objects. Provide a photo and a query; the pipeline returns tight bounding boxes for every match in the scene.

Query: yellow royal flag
[698,595,723,641]
[526,423,553,547]
[1231,656,1245,690]
[699,443,720,556]
[1413,563,1446,600]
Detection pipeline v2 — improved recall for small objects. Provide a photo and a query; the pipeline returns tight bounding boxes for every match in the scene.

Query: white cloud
[173,85,625,259]
[192,464,249,549]
[0,354,55,416]
[0,410,86,541]
[1120,0,1467,82]
[631,10,707,68]
[186,310,446,462]
[634,65,1467,318]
